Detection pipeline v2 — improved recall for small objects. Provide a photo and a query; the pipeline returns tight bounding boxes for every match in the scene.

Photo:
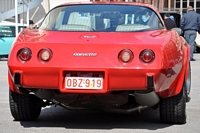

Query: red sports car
[8,2,191,124]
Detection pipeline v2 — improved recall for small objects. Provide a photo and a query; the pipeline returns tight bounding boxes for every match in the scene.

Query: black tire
[160,86,186,124]
[9,90,42,121]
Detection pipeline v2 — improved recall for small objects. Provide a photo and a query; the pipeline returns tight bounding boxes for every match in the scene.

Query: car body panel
[8,27,189,98]
[0,25,15,57]
[0,37,14,56]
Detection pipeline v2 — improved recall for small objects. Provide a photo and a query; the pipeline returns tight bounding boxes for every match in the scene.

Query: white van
[195,33,200,52]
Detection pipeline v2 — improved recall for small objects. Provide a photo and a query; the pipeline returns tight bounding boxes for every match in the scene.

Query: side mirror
[172,28,183,35]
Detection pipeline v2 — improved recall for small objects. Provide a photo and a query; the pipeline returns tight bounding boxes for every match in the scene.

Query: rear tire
[9,90,42,121]
[160,86,186,124]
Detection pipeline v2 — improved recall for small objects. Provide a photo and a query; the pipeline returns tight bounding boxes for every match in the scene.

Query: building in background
[164,0,200,15]
[91,0,165,11]
[174,0,200,14]
[90,0,200,15]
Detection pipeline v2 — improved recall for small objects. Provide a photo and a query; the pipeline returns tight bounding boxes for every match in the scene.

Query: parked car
[8,2,191,124]
[159,11,181,28]
[160,11,200,52]
[195,33,200,52]
[0,23,24,58]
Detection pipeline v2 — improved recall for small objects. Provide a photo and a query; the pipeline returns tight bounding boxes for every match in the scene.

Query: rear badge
[73,53,97,57]
[83,35,96,39]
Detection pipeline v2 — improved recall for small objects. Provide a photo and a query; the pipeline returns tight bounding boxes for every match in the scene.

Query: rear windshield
[40,4,164,32]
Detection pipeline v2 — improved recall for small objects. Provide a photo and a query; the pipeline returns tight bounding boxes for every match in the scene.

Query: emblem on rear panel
[73,53,97,57]
[83,35,96,39]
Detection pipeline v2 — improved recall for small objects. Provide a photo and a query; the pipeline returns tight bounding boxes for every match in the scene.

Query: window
[0,26,23,37]
[197,1,200,13]
[176,2,180,8]
[182,9,188,14]
[40,4,163,32]
[0,26,15,37]
[183,2,187,8]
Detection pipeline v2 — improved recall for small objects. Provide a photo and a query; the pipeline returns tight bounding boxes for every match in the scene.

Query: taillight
[17,48,32,63]
[140,49,155,63]
[118,49,134,63]
[38,48,53,63]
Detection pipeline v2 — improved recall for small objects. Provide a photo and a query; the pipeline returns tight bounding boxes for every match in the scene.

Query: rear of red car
[7,2,190,124]
[8,30,183,94]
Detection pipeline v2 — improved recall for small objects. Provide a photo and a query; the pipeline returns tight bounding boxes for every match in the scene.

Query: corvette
[7,2,191,124]
[73,53,97,56]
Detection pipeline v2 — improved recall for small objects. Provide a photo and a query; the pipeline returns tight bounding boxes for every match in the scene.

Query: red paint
[7,3,190,99]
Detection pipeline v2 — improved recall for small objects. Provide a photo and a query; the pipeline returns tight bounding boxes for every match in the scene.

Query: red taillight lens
[17,48,32,62]
[118,49,134,63]
[140,49,155,63]
[38,48,53,63]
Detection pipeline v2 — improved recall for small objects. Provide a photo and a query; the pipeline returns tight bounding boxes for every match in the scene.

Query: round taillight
[140,49,155,63]
[38,48,53,63]
[17,48,32,62]
[118,49,134,63]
